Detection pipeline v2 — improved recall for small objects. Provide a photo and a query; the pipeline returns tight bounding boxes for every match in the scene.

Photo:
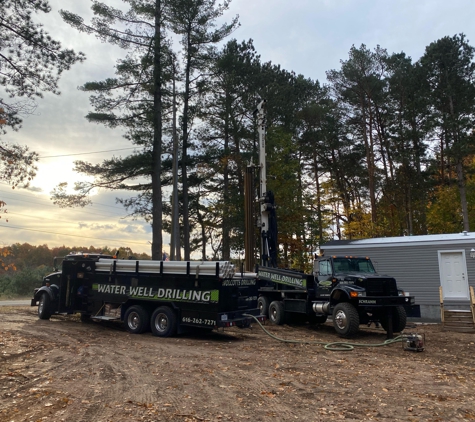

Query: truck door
[59,261,91,314]
[315,259,333,297]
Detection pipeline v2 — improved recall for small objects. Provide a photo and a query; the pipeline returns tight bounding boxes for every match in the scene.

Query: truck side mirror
[313,260,319,275]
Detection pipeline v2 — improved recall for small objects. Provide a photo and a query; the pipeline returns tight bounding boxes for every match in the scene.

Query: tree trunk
[313,151,324,246]
[456,159,470,232]
[222,98,231,260]
[170,61,181,260]
[366,109,377,227]
[181,40,192,260]
[151,0,163,260]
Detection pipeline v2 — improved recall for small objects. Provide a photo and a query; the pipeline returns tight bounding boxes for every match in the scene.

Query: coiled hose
[244,314,403,351]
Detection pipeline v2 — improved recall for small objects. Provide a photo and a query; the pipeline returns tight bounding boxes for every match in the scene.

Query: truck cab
[312,255,417,336]
[257,255,418,337]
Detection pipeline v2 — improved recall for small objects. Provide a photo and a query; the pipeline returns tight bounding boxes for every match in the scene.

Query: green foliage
[0,243,151,298]
[58,0,240,260]
[426,165,475,234]
[419,34,475,231]
[0,266,50,299]
[52,8,475,263]
[427,185,463,233]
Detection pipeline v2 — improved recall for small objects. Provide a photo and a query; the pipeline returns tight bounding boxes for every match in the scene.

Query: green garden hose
[244,313,404,351]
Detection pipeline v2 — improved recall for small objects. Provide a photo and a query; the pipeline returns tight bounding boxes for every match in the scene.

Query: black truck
[31,253,264,337]
[257,255,418,337]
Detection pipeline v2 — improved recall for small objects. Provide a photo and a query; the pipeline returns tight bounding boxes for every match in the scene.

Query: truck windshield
[332,258,375,274]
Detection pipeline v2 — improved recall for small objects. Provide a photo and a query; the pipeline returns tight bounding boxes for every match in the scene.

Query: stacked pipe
[95,259,235,279]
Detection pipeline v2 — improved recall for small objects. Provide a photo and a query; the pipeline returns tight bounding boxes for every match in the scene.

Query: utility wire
[0,186,131,218]
[0,191,125,219]
[6,210,138,227]
[39,147,137,159]
[0,182,129,212]
[0,223,149,246]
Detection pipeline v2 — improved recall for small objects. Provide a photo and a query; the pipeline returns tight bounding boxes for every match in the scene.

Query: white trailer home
[321,232,475,321]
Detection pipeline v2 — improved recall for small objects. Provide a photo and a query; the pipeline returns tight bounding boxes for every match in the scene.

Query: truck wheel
[38,293,52,320]
[257,296,270,317]
[269,301,285,325]
[124,306,150,334]
[380,306,407,333]
[151,307,177,337]
[332,302,360,337]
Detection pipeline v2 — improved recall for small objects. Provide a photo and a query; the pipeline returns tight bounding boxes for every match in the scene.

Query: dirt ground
[1,307,475,422]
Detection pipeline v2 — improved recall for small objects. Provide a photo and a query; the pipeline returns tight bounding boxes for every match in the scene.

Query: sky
[2,0,475,256]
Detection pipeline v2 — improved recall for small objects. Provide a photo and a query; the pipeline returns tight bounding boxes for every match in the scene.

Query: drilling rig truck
[250,100,418,337]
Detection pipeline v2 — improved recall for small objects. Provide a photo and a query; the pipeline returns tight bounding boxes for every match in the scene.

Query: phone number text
[182,317,215,326]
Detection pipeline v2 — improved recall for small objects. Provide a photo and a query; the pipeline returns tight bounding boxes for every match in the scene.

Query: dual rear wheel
[124,305,177,337]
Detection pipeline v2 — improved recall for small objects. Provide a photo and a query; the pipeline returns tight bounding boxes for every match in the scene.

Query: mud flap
[404,304,421,318]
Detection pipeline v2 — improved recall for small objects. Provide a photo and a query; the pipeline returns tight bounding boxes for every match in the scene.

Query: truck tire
[38,292,52,320]
[269,301,285,325]
[124,305,150,334]
[380,306,407,333]
[332,302,360,337]
[151,307,177,337]
[257,296,270,317]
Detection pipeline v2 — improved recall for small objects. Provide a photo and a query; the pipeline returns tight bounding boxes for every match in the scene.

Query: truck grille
[365,278,398,296]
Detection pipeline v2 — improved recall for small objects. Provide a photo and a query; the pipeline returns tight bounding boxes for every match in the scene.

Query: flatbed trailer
[31,253,264,337]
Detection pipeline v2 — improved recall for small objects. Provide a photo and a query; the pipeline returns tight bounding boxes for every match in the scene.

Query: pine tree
[58,0,172,259]
[0,0,84,187]
[420,33,475,232]
[166,0,239,260]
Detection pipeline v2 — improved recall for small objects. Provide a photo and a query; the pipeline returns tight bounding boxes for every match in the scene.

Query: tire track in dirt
[3,307,475,421]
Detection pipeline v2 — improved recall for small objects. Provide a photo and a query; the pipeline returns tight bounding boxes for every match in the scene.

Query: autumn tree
[420,33,475,232]
[326,45,388,232]
[377,53,431,236]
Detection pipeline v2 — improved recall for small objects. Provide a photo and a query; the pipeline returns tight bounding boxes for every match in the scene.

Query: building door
[438,250,469,300]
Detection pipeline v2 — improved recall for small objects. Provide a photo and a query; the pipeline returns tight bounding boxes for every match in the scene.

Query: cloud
[78,222,116,231]
[25,185,43,193]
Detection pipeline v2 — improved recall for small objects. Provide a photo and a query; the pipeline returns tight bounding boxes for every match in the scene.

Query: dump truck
[257,255,418,337]
[31,253,264,337]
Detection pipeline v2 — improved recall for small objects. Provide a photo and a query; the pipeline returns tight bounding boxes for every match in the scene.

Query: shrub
[0,266,51,298]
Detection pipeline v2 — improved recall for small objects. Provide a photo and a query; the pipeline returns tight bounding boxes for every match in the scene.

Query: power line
[39,147,137,159]
[7,210,128,226]
[0,191,125,219]
[0,182,130,212]
[0,222,150,246]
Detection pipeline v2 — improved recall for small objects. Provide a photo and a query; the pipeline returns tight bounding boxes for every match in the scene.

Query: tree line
[2,1,475,270]
[0,243,150,298]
